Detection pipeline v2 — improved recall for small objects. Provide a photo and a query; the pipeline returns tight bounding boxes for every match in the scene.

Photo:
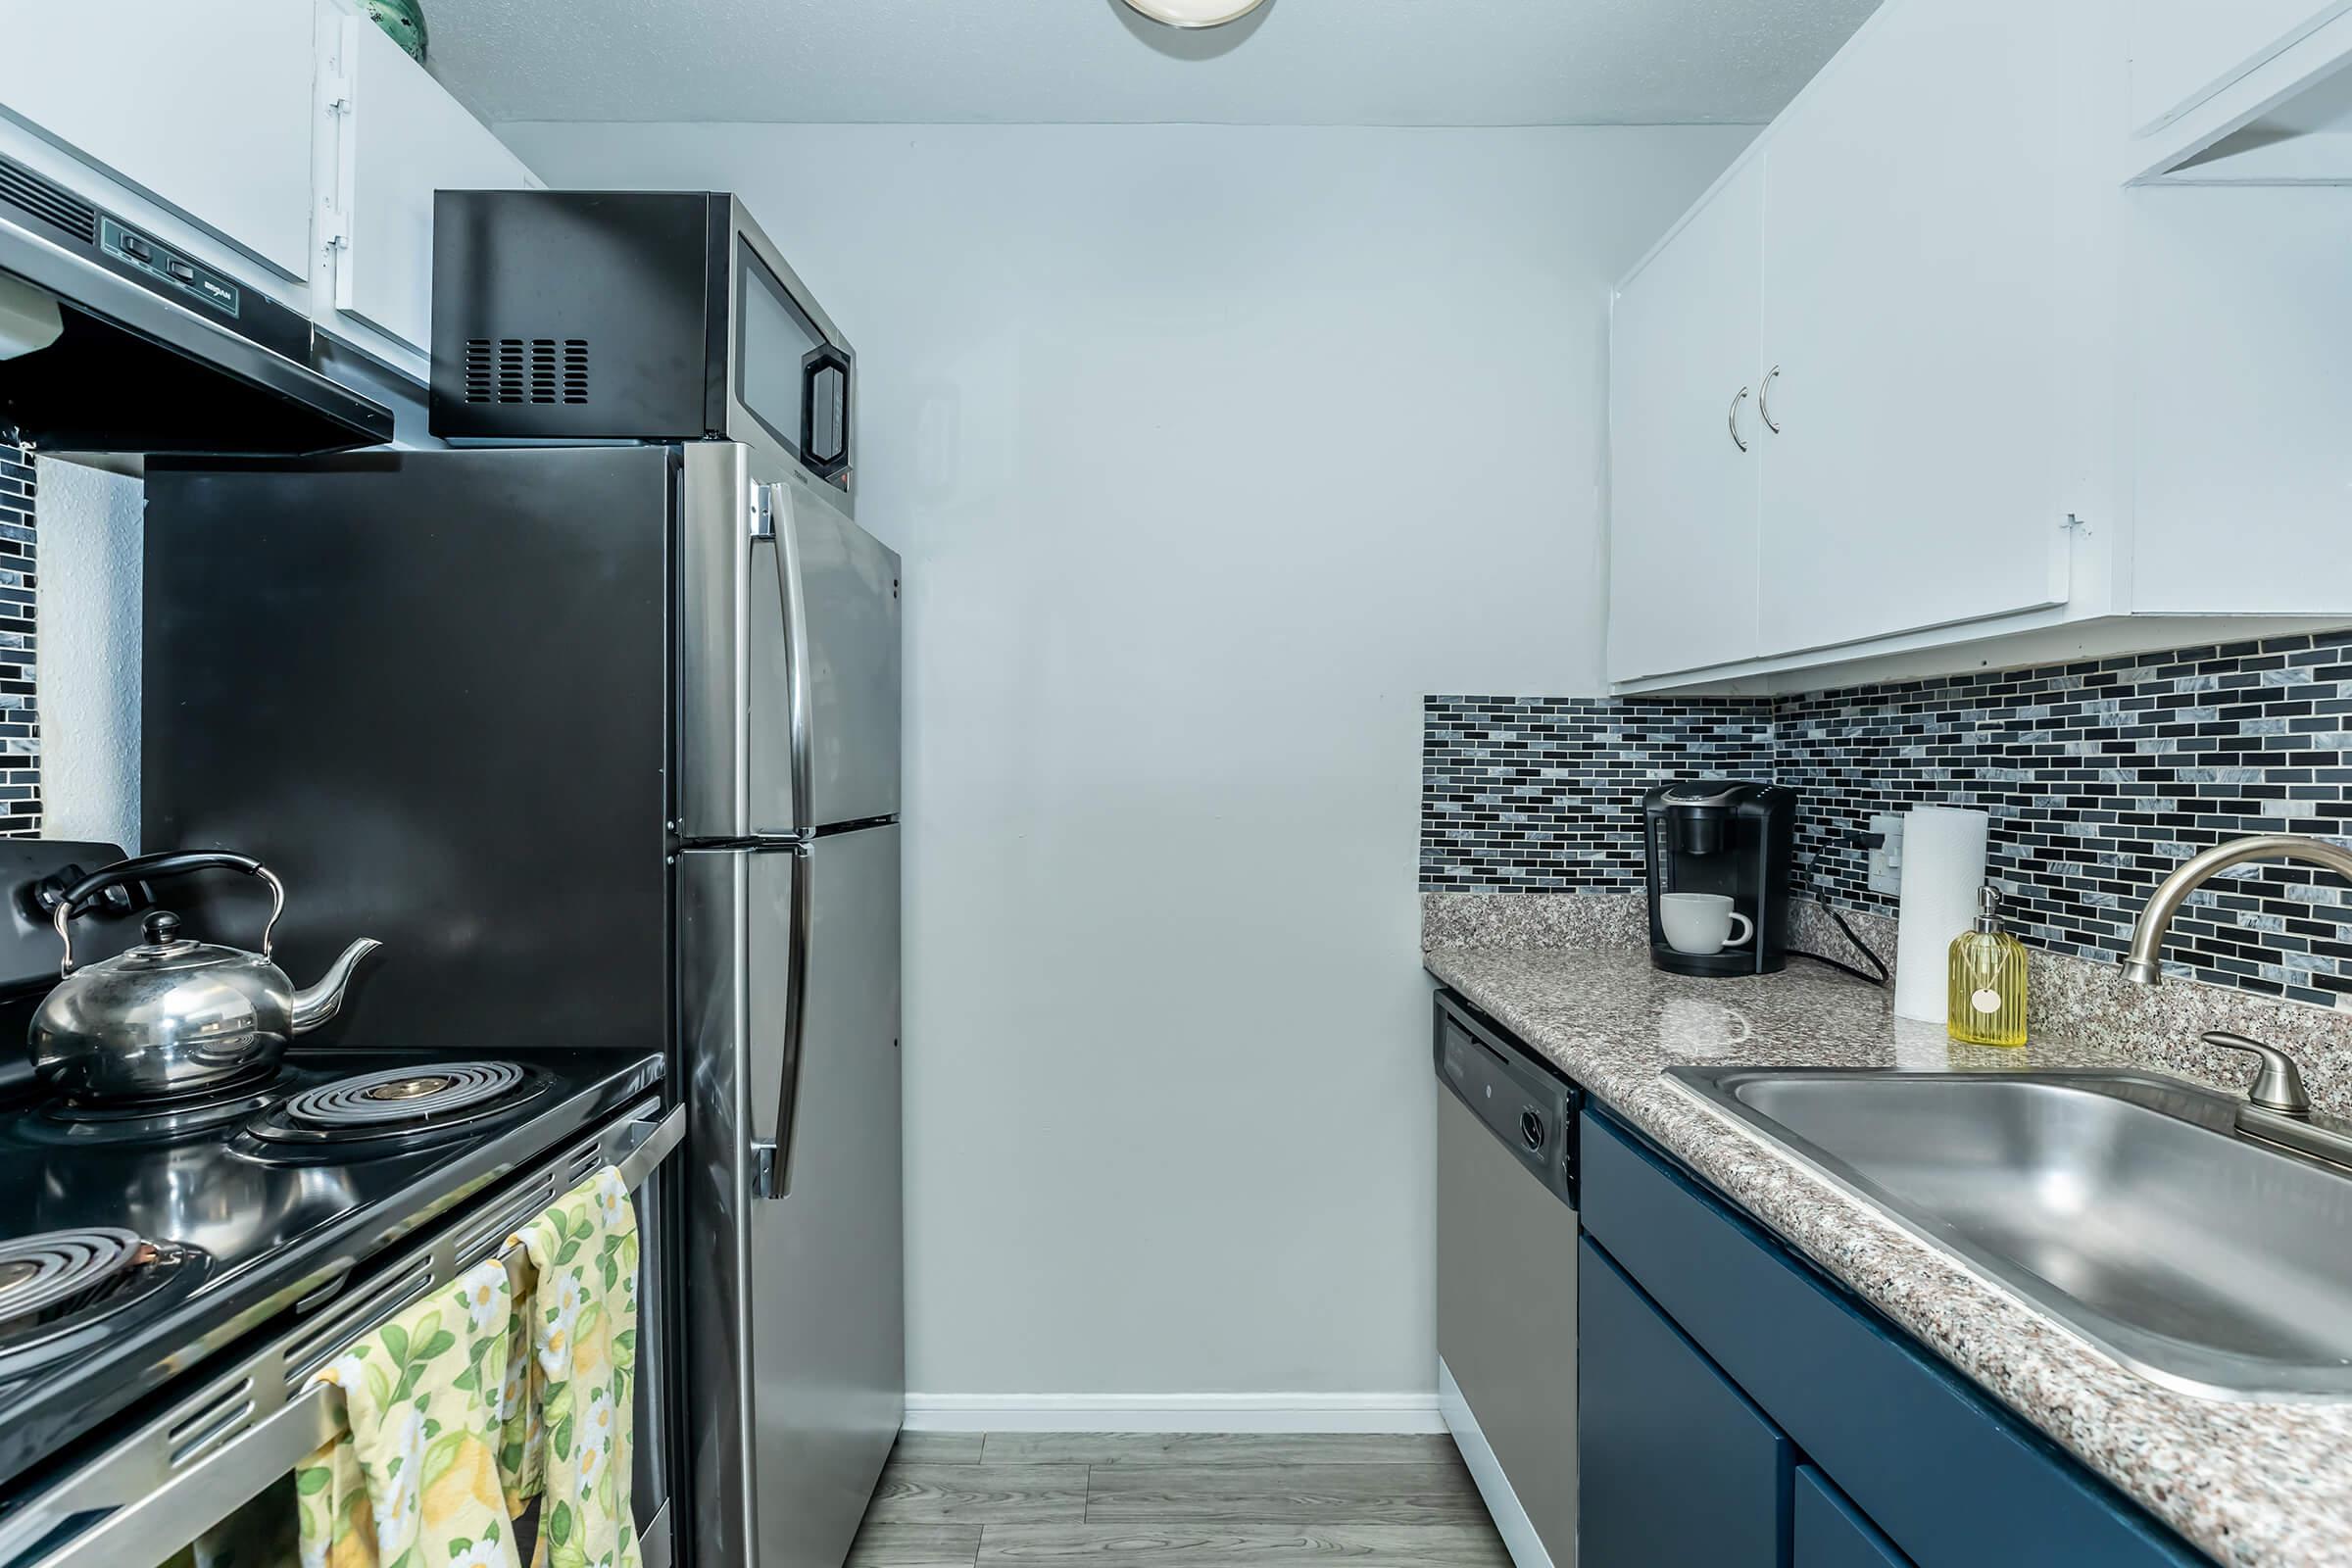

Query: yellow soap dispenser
[1948,885,2028,1047]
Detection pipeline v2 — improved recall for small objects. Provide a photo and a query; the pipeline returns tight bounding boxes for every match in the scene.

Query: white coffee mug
[1660,893,1753,956]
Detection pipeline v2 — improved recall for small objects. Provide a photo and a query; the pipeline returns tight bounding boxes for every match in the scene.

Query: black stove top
[0,1045,662,1492]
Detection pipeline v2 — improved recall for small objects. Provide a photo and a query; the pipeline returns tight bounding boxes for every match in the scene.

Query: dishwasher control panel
[1435,990,1582,1208]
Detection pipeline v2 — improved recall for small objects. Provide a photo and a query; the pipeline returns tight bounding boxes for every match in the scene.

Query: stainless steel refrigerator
[143,442,905,1568]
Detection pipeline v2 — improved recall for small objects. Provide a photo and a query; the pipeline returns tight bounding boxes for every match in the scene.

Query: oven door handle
[33,1380,349,1568]
[616,1102,689,1188]
[36,1384,677,1568]
[2,1102,689,1568]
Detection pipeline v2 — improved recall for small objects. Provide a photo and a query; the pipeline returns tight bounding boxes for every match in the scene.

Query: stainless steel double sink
[1670,1066,2352,1401]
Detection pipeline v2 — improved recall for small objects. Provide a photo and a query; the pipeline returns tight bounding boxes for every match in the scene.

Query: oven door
[0,1102,687,1568]
[718,199,855,505]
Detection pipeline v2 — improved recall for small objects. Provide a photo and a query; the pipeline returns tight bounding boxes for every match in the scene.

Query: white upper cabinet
[2129,0,2350,134]
[1607,157,1766,682]
[0,0,542,387]
[2128,2,2352,183]
[317,4,540,358]
[0,0,317,279]
[2126,186,2352,614]
[1605,0,2352,693]
[1755,0,2072,656]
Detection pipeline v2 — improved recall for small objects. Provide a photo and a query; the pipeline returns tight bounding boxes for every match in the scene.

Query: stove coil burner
[245,1060,550,1157]
[0,1229,148,1321]
[284,1061,529,1130]
[33,1069,295,1143]
[0,1228,203,1369]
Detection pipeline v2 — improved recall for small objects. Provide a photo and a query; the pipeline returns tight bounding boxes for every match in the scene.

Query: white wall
[35,455,142,851]
[507,121,1746,1411]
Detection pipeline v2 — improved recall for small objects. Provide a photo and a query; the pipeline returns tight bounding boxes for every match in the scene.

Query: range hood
[0,152,392,455]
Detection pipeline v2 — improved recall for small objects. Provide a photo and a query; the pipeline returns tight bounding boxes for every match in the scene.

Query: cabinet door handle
[1759,366,1782,434]
[1728,386,1751,454]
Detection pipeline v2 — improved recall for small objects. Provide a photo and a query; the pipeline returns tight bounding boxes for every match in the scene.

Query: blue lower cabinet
[1580,1107,2205,1568]
[1579,1235,1793,1567]
[1796,1467,1913,1568]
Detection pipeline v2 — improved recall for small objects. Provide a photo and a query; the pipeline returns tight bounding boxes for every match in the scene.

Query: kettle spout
[289,939,384,1034]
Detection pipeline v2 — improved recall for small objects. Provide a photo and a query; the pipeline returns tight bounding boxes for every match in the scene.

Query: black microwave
[428,189,854,501]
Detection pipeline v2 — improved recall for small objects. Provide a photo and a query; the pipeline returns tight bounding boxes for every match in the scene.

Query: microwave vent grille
[464,337,588,406]
[0,157,97,246]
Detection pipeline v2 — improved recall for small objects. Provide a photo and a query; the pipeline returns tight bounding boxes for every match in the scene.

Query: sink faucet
[2123,832,2352,986]
[2121,835,2352,1152]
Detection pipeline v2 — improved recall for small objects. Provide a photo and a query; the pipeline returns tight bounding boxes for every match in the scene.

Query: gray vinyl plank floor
[976,1523,1509,1568]
[1084,1464,1488,1525]
[865,1463,1093,1524]
[848,1433,1504,1568]
[844,1525,989,1568]
[895,1433,992,1465]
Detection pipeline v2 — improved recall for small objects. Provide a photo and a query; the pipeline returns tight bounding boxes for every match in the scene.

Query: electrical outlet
[1868,814,1906,896]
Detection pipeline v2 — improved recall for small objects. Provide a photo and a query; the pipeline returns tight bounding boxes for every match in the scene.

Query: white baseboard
[902,1392,1447,1434]
[1439,1359,1556,1568]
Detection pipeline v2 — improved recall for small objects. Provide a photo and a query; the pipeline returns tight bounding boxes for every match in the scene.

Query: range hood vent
[0,153,391,456]
[0,163,95,247]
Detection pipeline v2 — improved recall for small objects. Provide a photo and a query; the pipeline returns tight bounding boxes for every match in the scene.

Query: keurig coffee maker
[1643,781,1794,976]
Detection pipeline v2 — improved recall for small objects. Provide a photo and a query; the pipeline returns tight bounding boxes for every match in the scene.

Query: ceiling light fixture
[1119,0,1271,27]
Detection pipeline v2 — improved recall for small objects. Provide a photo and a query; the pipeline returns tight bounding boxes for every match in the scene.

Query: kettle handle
[51,852,287,976]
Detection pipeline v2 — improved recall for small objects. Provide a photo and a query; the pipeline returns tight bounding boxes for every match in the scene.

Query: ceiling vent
[462,337,588,406]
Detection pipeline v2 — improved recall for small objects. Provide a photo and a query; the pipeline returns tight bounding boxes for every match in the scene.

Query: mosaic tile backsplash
[1424,629,2352,1007]
[1422,698,1771,891]
[0,448,33,836]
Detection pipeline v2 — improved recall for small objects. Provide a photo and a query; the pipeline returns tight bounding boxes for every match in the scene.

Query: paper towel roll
[1892,806,1990,1022]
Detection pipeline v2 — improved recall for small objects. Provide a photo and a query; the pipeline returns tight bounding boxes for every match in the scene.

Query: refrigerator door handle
[748,841,814,1200]
[753,482,815,837]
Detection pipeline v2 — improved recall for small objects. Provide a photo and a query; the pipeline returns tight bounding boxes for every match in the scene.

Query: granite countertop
[1424,943,2352,1568]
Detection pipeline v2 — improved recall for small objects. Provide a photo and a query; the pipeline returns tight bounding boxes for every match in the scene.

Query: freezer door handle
[753,482,814,836]
[748,842,813,1200]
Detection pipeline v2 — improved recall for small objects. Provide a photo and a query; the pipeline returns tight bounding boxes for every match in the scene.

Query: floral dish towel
[503,1166,642,1568]
[297,1256,521,1568]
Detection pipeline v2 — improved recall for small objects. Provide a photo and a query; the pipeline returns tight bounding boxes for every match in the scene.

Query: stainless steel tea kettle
[29,852,382,1101]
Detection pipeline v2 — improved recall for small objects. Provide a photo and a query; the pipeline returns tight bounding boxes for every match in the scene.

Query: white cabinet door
[1756,0,2069,658]
[0,0,316,278]
[324,9,539,354]
[2129,0,2352,133]
[2128,187,2352,613]
[1606,157,1766,683]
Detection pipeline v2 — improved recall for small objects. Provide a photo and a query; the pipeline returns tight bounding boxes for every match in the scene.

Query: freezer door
[678,447,901,841]
[678,829,904,1568]
[768,474,901,833]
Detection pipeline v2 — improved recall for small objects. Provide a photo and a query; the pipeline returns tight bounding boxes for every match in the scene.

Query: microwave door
[754,479,901,836]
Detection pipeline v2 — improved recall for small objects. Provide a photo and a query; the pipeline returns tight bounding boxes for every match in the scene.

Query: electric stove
[0,1043,662,1494]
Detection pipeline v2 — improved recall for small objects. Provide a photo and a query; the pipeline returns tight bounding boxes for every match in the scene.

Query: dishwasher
[1435,988,1583,1568]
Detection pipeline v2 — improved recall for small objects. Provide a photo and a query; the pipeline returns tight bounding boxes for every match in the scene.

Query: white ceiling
[425,0,1882,128]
